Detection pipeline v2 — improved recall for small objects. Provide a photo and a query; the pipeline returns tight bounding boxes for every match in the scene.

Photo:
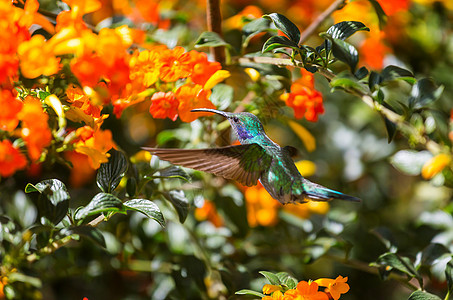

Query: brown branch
[206,0,225,64]
[299,0,347,44]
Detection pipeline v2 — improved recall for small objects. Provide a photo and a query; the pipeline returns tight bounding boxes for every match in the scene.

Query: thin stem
[206,0,225,64]
[298,0,347,44]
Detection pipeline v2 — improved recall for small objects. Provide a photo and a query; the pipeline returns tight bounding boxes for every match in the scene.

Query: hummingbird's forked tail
[302,180,361,202]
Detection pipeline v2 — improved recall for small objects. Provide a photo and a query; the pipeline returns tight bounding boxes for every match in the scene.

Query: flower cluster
[280,70,324,122]
[262,276,350,300]
[0,0,230,181]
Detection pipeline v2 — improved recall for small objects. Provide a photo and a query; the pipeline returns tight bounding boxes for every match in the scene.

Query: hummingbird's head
[191,108,264,144]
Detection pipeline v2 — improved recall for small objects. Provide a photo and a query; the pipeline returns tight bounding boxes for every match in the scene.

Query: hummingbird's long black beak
[191,108,228,118]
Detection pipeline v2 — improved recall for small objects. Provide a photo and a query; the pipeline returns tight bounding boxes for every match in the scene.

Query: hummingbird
[143,109,361,204]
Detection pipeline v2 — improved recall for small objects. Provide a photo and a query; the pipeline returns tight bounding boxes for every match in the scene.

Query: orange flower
[262,290,284,300]
[359,32,391,70]
[149,91,179,121]
[378,0,410,16]
[284,281,328,300]
[159,46,192,82]
[0,0,31,83]
[280,79,324,122]
[315,276,350,300]
[263,284,282,294]
[65,150,96,187]
[244,183,280,227]
[129,48,164,88]
[194,200,224,227]
[175,84,216,122]
[71,53,106,87]
[421,154,451,180]
[66,84,102,118]
[0,140,27,177]
[188,50,222,86]
[103,57,131,97]
[0,89,23,132]
[18,96,52,161]
[74,126,115,169]
[224,5,263,30]
[17,34,61,79]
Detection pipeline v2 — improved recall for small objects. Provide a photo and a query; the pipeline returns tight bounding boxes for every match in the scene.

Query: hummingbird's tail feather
[302,180,361,202]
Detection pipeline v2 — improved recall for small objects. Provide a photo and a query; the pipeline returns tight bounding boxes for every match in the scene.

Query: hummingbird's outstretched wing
[142,144,272,187]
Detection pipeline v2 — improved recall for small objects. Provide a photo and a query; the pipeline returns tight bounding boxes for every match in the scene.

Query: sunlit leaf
[75,193,125,220]
[408,290,442,300]
[327,21,369,41]
[259,271,281,285]
[263,13,300,43]
[124,198,165,227]
[276,272,298,289]
[235,289,266,297]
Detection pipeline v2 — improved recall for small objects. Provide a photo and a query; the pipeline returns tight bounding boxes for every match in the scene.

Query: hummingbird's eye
[232,117,239,123]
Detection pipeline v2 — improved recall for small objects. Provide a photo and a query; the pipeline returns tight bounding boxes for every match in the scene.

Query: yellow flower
[18,35,60,78]
[315,276,350,300]
[295,160,316,177]
[262,290,283,300]
[421,153,451,179]
[262,284,281,294]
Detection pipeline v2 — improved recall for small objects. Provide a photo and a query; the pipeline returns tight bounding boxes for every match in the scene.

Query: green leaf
[262,35,299,53]
[75,193,124,220]
[327,21,369,40]
[355,66,369,80]
[381,65,415,83]
[25,179,70,206]
[242,18,272,41]
[235,289,266,297]
[408,290,442,300]
[330,72,369,94]
[330,37,359,70]
[384,117,397,143]
[26,179,70,225]
[124,199,165,227]
[263,13,300,43]
[374,252,419,278]
[409,78,444,110]
[210,83,234,110]
[276,272,298,289]
[159,166,191,182]
[62,225,106,248]
[390,150,432,176]
[368,0,388,29]
[446,258,453,299]
[368,71,383,91]
[96,150,128,193]
[126,177,137,197]
[163,190,189,223]
[195,31,230,48]
[259,271,281,285]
